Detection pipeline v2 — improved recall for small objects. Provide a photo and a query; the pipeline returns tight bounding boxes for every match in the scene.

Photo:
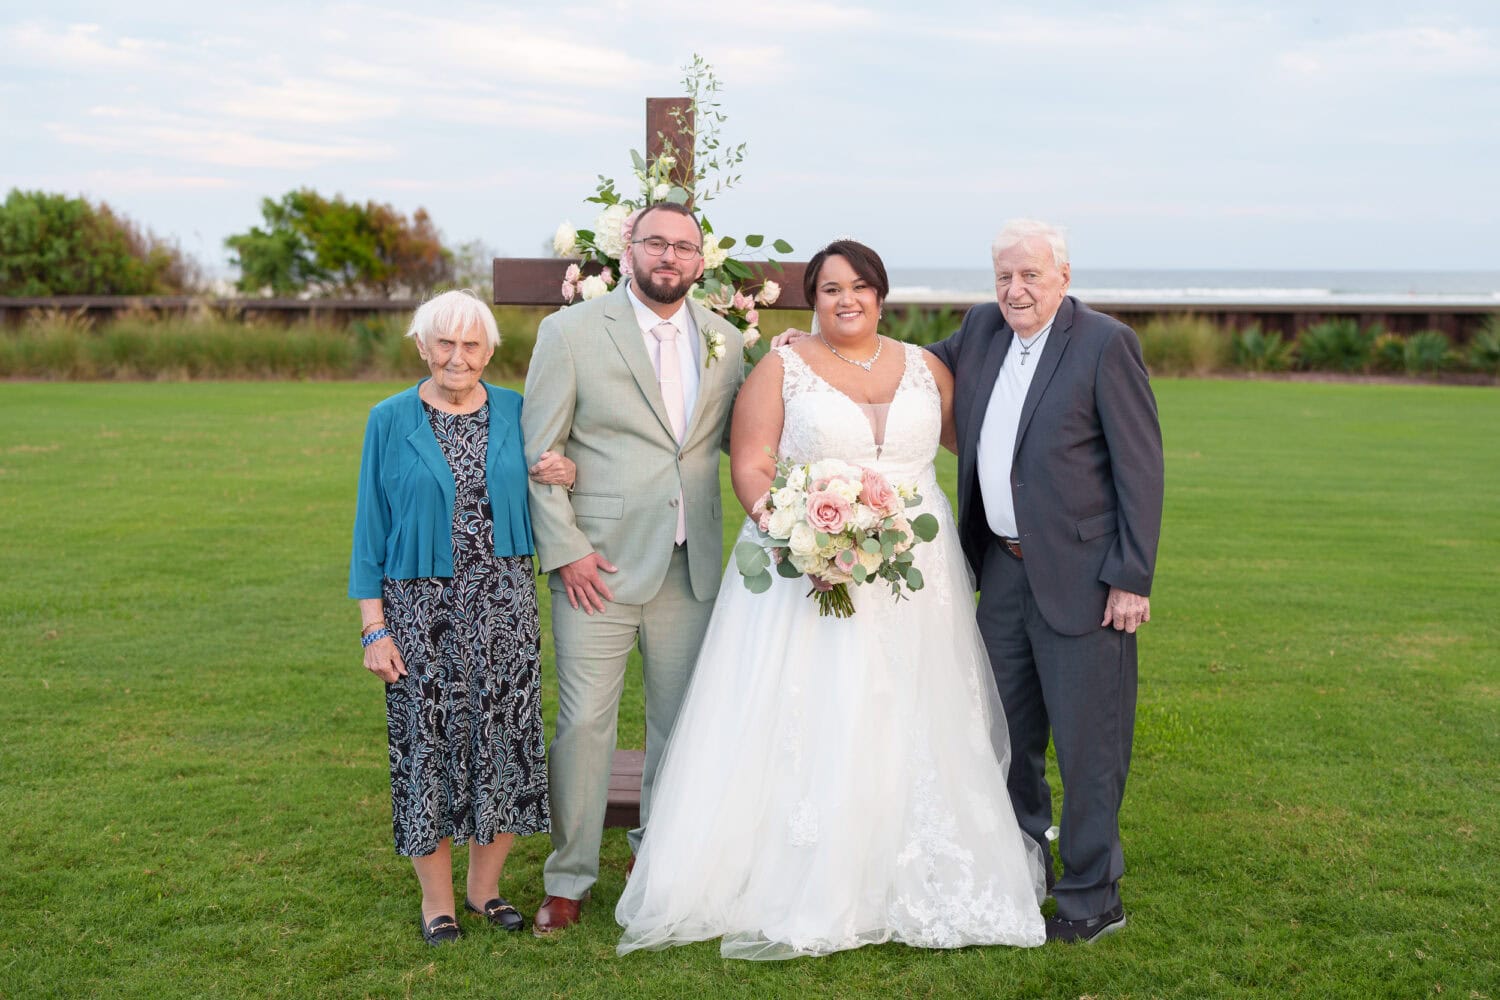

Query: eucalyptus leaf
[911,513,940,542]
[734,540,770,576]
[861,538,881,554]
[630,149,647,172]
[775,557,802,578]
[745,234,764,248]
[852,565,868,584]
[718,236,737,250]
[744,570,773,594]
[773,239,794,254]
[904,567,925,591]
[666,187,690,205]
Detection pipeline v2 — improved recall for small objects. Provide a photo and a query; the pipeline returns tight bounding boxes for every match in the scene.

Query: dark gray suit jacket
[928,296,1163,636]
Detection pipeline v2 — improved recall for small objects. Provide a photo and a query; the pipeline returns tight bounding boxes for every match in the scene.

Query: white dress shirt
[977,317,1055,539]
[627,281,701,424]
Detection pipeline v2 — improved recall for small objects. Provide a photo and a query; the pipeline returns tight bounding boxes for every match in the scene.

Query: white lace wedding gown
[615,344,1046,959]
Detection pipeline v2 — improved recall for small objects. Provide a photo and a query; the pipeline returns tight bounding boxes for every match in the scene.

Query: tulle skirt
[615,499,1046,960]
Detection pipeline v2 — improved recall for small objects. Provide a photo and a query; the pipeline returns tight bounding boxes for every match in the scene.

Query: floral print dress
[381,402,549,856]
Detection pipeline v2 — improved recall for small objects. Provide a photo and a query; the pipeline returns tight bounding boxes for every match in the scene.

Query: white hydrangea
[592,204,632,258]
[702,237,729,271]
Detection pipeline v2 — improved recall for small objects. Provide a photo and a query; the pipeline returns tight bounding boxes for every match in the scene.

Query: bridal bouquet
[736,457,939,618]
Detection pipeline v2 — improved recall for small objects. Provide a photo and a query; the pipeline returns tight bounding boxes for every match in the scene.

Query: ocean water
[886,268,1500,306]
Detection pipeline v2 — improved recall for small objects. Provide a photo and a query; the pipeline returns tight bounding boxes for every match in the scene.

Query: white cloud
[214,79,398,125]
[3,21,163,70]
[1279,24,1494,77]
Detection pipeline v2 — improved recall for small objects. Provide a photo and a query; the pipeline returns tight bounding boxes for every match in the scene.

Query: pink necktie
[651,321,688,545]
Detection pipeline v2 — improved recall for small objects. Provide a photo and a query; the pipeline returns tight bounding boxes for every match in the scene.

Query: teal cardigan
[348,381,534,599]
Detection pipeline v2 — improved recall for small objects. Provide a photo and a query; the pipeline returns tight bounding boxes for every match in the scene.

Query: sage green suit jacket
[521,283,745,605]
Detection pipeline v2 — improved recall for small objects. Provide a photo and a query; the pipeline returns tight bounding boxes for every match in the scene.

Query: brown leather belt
[999,537,1023,560]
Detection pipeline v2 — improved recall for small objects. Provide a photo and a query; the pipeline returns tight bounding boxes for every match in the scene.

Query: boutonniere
[704,330,726,369]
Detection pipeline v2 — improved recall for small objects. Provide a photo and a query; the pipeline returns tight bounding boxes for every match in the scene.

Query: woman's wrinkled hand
[364,636,407,684]
[530,450,576,489]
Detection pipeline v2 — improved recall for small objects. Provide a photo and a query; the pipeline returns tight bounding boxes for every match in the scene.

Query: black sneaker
[1045,903,1125,943]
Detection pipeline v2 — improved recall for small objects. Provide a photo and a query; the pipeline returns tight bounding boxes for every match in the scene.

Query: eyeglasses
[632,237,703,260]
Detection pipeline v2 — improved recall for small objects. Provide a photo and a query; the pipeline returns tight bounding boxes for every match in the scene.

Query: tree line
[0,188,484,298]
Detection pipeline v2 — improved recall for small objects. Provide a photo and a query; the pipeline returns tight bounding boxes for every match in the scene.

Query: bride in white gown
[615,240,1046,959]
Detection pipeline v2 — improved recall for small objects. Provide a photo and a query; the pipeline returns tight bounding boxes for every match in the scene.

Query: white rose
[788,522,818,556]
[756,280,781,305]
[785,467,808,491]
[702,237,729,270]
[829,478,862,504]
[853,505,880,533]
[771,486,802,510]
[553,221,577,257]
[592,204,631,258]
[742,327,761,348]
[857,547,884,575]
[789,551,815,575]
[652,182,672,200]
[767,505,797,539]
[578,275,610,300]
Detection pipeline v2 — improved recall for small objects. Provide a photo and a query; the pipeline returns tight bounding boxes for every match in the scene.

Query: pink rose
[751,491,773,532]
[805,490,851,534]
[834,548,858,574]
[732,290,754,312]
[600,266,614,284]
[745,307,759,327]
[860,468,901,517]
[564,263,581,283]
[560,280,576,302]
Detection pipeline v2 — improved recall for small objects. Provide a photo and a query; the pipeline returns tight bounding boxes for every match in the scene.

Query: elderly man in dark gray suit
[927,219,1163,943]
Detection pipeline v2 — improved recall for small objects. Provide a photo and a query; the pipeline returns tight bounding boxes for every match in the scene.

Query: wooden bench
[605,749,645,829]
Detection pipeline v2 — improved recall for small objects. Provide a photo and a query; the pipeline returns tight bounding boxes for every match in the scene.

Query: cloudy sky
[3,1,1497,274]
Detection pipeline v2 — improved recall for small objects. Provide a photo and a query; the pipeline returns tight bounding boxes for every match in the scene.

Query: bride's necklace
[820,334,882,372]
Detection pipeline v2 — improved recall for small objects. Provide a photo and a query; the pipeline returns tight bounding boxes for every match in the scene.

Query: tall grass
[1136,315,1231,376]
[0,307,548,380]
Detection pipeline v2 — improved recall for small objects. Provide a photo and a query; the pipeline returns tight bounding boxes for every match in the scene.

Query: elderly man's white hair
[406,289,501,348]
[992,220,1070,268]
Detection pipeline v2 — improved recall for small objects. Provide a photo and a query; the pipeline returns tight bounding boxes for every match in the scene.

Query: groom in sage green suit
[521,203,744,934]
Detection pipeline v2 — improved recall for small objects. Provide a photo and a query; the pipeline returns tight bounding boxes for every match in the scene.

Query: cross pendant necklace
[1018,331,1046,366]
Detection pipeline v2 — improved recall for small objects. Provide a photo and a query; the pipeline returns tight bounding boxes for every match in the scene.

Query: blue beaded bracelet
[361,627,392,648]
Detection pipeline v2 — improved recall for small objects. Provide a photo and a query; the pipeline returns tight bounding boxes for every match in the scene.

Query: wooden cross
[492,97,809,310]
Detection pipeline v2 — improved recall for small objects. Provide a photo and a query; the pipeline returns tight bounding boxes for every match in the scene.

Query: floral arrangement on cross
[550,55,792,363]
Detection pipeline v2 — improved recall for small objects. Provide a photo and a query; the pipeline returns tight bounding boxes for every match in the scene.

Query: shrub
[1371,333,1406,373]
[1401,330,1453,375]
[1231,324,1295,372]
[1297,319,1375,372]
[1468,317,1500,376]
[880,307,962,346]
[1136,315,1230,376]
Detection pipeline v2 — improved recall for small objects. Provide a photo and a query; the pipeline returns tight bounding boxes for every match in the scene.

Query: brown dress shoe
[533,895,582,936]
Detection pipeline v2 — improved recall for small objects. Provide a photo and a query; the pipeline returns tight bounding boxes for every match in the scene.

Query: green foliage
[879,306,962,346]
[2,381,1498,997]
[1466,316,1500,376]
[1401,329,1454,375]
[1371,332,1407,373]
[0,188,200,295]
[1136,315,1231,376]
[225,189,454,297]
[1296,318,1376,372]
[1229,324,1295,372]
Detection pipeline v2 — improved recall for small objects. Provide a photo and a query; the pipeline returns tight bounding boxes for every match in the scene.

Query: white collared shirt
[977,315,1056,539]
[627,280,701,421]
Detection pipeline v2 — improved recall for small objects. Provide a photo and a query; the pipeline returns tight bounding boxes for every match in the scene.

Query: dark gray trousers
[976,535,1138,921]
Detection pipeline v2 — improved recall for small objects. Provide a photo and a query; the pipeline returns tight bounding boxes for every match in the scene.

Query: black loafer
[419,913,464,946]
[465,896,526,932]
[1046,904,1126,943]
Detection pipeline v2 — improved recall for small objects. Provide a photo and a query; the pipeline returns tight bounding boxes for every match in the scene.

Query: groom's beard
[634,266,693,305]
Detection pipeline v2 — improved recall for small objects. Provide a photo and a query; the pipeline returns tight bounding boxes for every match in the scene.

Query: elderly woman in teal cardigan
[350,290,574,946]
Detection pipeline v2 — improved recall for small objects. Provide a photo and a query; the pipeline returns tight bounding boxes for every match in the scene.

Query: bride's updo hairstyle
[803,239,890,307]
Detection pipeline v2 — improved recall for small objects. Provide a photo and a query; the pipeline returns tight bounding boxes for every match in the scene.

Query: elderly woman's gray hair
[406,289,501,348]
[992,220,1070,268]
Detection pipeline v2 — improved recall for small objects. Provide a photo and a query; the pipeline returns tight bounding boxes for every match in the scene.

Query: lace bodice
[776,343,941,490]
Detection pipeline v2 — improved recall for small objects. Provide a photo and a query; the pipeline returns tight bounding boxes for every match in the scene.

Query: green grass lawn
[1,379,1496,999]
